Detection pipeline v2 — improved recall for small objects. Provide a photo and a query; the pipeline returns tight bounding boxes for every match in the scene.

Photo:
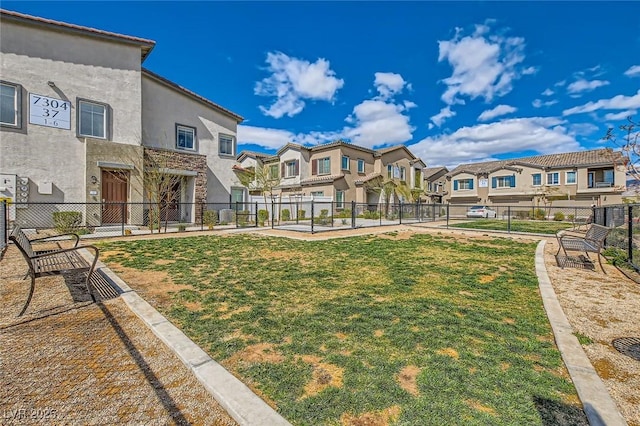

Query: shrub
[363,210,380,220]
[553,212,565,221]
[237,210,249,225]
[203,210,218,227]
[258,209,269,226]
[298,210,306,220]
[177,223,187,232]
[53,211,82,233]
[336,209,352,218]
[534,209,546,220]
[281,209,291,221]
[567,214,575,221]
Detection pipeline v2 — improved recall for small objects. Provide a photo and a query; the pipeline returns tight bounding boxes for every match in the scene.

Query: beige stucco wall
[278,147,309,188]
[0,19,143,203]
[141,74,239,204]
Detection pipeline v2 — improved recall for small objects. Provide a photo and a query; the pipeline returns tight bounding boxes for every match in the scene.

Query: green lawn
[99,232,586,425]
[449,219,573,235]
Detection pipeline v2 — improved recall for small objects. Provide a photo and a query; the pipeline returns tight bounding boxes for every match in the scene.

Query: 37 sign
[29,93,71,130]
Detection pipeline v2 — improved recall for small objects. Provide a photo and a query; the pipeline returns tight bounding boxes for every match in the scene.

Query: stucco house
[0,9,243,226]
[423,166,449,203]
[235,141,426,209]
[444,149,626,207]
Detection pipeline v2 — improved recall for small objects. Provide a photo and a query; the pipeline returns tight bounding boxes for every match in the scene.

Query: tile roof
[448,149,622,176]
[1,9,156,60]
[300,175,344,186]
[309,140,376,154]
[354,172,382,185]
[423,167,448,179]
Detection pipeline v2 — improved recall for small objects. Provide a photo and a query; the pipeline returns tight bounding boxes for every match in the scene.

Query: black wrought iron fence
[1,201,7,252]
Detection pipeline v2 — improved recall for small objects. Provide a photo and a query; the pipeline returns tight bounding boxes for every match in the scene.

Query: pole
[628,205,633,265]
[507,206,511,234]
[351,201,356,229]
[121,202,125,236]
[311,200,315,234]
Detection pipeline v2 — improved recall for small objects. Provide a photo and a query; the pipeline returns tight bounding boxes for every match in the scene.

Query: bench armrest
[31,244,99,260]
[29,232,80,247]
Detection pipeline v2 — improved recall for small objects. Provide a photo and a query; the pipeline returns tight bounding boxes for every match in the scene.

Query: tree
[234,164,281,224]
[603,116,639,181]
[365,176,413,218]
[143,149,185,233]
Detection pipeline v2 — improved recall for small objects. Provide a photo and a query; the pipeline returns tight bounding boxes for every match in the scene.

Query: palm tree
[365,176,413,219]
[234,164,281,224]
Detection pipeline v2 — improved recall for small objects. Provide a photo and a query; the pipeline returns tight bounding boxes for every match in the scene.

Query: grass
[449,219,573,235]
[98,232,585,425]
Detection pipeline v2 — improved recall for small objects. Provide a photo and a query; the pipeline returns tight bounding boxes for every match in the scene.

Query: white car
[466,206,497,218]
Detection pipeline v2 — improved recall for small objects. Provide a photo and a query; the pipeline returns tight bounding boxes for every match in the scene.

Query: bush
[553,212,565,221]
[363,210,380,220]
[53,211,83,233]
[336,209,352,218]
[281,209,291,221]
[177,223,187,232]
[203,210,218,227]
[258,209,269,226]
[567,214,575,221]
[298,210,306,220]
[534,209,547,220]
[237,210,249,225]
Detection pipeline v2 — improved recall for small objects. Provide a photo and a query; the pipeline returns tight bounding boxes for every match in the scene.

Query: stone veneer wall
[144,148,207,223]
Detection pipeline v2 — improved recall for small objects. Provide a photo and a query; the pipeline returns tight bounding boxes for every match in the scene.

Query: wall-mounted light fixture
[47,81,56,87]
[90,175,98,185]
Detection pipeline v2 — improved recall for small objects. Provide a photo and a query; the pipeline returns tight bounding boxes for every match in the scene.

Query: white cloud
[532,99,559,108]
[604,110,637,121]
[624,65,640,77]
[477,104,517,121]
[437,24,531,106]
[237,125,340,149]
[554,80,566,87]
[566,78,610,95]
[563,90,640,115]
[241,72,415,151]
[542,88,554,96]
[408,117,580,168]
[255,51,344,118]
[430,106,456,128]
[374,72,410,99]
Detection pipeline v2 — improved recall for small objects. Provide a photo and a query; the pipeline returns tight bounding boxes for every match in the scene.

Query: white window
[176,125,196,150]
[0,82,20,127]
[219,134,235,156]
[566,171,576,184]
[400,167,406,181]
[341,155,350,170]
[285,160,298,178]
[336,190,345,209]
[318,157,331,175]
[494,176,514,188]
[547,172,559,185]
[532,174,542,186]
[455,179,473,190]
[231,187,244,203]
[311,191,324,196]
[78,100,106,139]
[357,159,365,173]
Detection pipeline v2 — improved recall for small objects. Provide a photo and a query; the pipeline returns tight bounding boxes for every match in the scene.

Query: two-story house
[236,141,426,209]
[0,9,243,226]
[423,167,449,203]
[445,149,625,207]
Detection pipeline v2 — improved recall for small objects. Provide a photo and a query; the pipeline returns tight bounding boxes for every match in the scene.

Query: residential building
[235,141,426,208]
[0,9,243,226]
[423,166,449,203]
[444,149,626,207]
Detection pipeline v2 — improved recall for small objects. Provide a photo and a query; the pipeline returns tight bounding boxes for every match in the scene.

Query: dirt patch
[465,399,497,416]
[397,365,420,396]
[300,355,344,398]
[377,231,413,240]
[153,259,175,265]
[219,305,252,320]
[478,275,495,284]
[107,265,188,308]
[374,329,384,338]
[225,343,284,369]
[436,347,459,360]
[341,405,401,426]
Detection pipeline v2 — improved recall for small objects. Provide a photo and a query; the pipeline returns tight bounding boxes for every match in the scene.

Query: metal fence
[1,200,639,271]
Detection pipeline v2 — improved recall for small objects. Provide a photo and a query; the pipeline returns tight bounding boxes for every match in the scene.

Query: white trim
[97,161,134,170]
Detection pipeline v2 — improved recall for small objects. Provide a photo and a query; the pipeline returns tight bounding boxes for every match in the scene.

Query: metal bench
[556,224,611,273]
[9,225,100,316]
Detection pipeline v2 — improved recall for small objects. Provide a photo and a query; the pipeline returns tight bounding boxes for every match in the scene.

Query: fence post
[254,202,258,228]
[399,202,403,224]
[271,200,275,229]
[121,202,126,236]
[235,201,239,228]
[296,201,299,225]
[311,200,315,234]
[446,204,450,228]
[351,201,356,229]
[200,201,204,231]
[507,206,511,234]
[628,205,633,264]
[331,202,334,228]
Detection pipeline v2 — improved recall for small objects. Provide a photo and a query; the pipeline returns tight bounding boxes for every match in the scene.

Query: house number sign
[29,93,71,130]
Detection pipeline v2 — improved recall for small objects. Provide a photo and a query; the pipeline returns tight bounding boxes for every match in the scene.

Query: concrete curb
[535,240,627,426]
[95,259,291,426]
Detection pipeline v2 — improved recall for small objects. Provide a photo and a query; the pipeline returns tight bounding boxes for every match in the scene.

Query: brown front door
[101,170,128,224]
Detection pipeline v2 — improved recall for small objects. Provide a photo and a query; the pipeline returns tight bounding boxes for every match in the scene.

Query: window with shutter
[312,159,318,175]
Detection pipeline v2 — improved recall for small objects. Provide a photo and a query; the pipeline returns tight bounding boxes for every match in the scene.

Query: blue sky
[5,1,640,168]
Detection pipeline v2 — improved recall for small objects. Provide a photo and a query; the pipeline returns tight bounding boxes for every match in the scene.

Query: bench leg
[597,253,607,274]
[18,275,36,316]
